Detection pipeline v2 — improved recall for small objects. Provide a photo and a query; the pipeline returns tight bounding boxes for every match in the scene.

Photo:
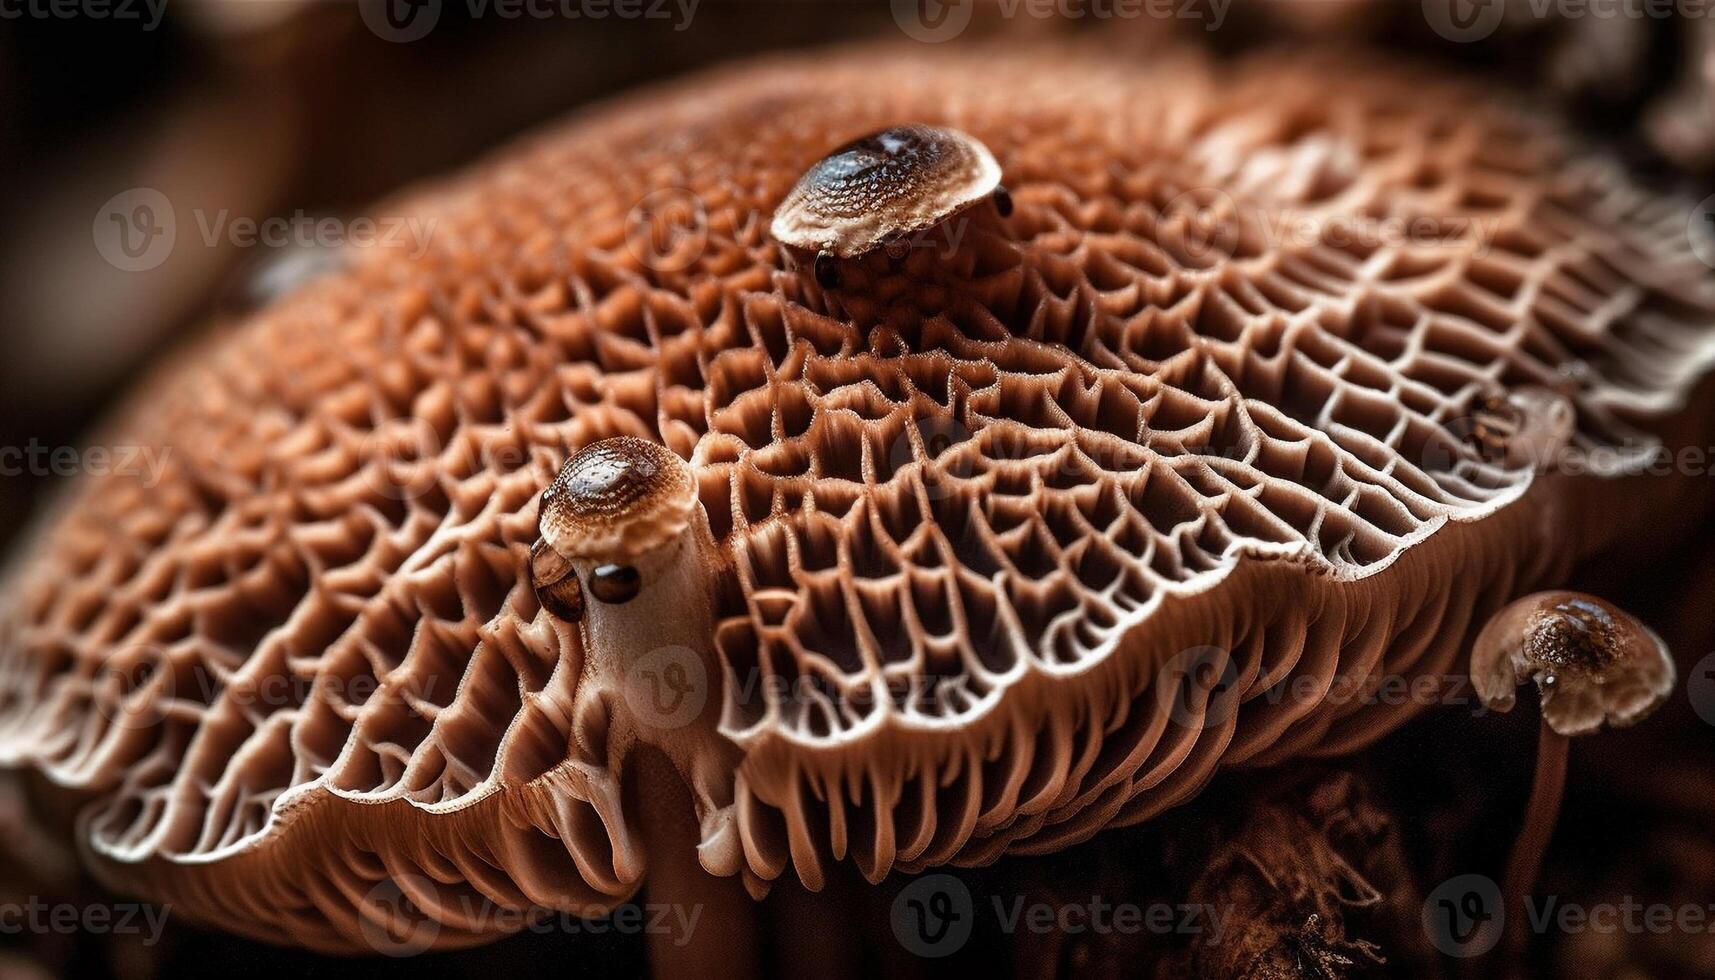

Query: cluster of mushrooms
[2,22,1715,980]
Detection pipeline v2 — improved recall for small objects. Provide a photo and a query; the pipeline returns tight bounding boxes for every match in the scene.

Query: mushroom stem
[1499,723,1568,959]
[635,748,758,980]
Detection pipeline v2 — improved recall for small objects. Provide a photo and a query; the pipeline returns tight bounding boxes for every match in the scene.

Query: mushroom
[0,40,1714,957]
[1470,591,1676,957]
[769,123,1007,288]
[528,436,704,625]
[529,437,746,873]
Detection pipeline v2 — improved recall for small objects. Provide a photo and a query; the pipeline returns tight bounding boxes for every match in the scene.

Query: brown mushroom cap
[538,437,697,562]
[1471,591,1676,736]
[769,124,1002,258]
[2,40,1715,950]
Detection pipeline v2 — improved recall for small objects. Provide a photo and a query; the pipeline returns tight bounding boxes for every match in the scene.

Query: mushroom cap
[1471,591,1676,737]
[2,40,1714,950]
[769,124,1002,258]
[538,437,697,562]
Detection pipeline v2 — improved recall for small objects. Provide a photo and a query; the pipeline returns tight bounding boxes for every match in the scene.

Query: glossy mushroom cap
[1472,591,1676,736]
[539,438,697,563]
[770,124,1002,258]
[2,41,1715,951]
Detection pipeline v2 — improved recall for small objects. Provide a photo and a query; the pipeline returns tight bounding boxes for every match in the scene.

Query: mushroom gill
[1,40,1714,952]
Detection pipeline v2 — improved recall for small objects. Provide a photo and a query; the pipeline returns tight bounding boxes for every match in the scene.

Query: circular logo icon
[1687,651,1715,728]
[1159,645,1244,732]
[359,418,444,502]
[359,875,443,956]
[1422,0,1505,43]
[359,0,441,43]
[891,873,974,958]
[622,645,708,731]
[891,0,973,43]
[1421,873,1503,958]
[891,416,975,500]
[1688,194,1715,271]
[625,188,708,273]
[1161,187,1239,264]
[93,188,176,272]
[93,645,175,732]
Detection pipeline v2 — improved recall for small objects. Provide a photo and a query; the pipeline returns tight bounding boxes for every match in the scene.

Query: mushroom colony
[2,40,1714,954]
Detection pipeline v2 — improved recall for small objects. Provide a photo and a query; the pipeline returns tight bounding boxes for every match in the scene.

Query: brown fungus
[770,123,1005,264]
[1471,591,1676,957]
[530,436,701,622]
[0,42,1714,952]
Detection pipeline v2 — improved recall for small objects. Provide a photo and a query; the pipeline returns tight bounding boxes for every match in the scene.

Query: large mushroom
[1,39,1714,965]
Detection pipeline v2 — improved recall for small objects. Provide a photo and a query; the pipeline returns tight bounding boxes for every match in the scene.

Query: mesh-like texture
[1,41,1713,949]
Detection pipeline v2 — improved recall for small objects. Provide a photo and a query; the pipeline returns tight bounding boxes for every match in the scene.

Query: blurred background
[2,1,1714,977]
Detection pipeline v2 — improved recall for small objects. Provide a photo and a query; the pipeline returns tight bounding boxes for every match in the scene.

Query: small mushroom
[532,437,754,976]
[770,123,1006,283]
[530,437,701,624]
[1470,591,1676,956]
[530,437,738,872]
